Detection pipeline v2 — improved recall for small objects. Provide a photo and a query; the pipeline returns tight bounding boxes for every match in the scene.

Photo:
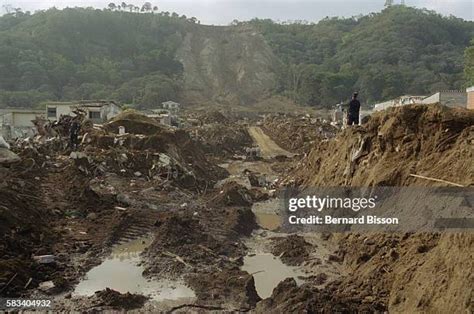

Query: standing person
[347,92,361,126]
[69,119,81,150]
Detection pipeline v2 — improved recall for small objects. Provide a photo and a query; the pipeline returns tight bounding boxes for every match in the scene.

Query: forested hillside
[248,6,474,106]
[0,5,472,109]
[0,7,187,108]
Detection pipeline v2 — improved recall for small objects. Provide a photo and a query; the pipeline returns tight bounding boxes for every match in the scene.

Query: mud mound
[104,110,166,135]
[332,232,473,313]
[145,211,246,276]
[144,205,257,308]
[193,111,231,125]
[188,269,261,309]
[255,278,385,313]
[89,127,228,190]
[191,124,253,158]
[262,115,338,154]
[208,182,253,207]
[290,104,474,187]
[0,168,54,296]
[93,288,148,310]
[271,235,311,266]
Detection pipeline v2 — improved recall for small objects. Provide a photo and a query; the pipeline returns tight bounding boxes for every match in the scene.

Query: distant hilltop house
[46,100,122,123]
[162,101,180,111]
[0,108,45,139]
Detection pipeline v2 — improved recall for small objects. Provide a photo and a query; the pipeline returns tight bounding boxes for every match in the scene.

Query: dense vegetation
[0,7,190,108]
[0,5,472,109]
[465,40,474,86]
[248,6,474,106]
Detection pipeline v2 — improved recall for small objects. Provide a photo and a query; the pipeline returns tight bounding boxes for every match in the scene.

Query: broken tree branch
[0,273,18,293]
[162,251,192,268]
[409,174,465,187]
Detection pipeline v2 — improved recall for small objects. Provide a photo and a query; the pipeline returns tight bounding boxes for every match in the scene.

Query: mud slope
[177,25,280,105]
[291,104,474,187]
[276,104,474,313]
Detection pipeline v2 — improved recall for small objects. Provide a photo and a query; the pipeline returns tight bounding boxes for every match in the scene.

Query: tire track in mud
[248,126,295,159]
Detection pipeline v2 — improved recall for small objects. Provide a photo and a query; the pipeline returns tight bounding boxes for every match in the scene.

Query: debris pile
[271,235,312,266]
[208,182,253,207]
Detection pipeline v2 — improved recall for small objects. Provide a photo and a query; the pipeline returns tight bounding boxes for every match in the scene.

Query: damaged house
[46,100,122,123]
[0,108,45,139]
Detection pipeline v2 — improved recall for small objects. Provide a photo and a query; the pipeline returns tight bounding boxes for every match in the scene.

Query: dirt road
[248,126,294,159]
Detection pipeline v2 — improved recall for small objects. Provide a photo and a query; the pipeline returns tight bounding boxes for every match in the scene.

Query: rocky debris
[92,288,148,310]
[271,235,311,266]
[0,147,20,164]
[255,278,385,313]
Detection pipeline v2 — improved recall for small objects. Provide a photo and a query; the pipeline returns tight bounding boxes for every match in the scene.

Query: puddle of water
[111,237,153,259]
[241,254,304,299]
[252,199,282,230]
[255,213,281,231]
[73,237,195,303]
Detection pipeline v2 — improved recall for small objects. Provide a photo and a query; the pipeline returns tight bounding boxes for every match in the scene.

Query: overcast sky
[1,0,472,24]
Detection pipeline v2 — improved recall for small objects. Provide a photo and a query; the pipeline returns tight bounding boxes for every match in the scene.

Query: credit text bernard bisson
[287,195,399,225]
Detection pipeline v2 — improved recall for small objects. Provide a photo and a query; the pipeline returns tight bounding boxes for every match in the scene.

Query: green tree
[465,40,474,86]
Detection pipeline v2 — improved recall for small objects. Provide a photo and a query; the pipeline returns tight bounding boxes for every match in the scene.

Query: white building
[162,101,180,111]
[46,100,122,123]
[422,91,467,108]
[373,95,426,112]
[0,108,44,139]
[467,86,474,110]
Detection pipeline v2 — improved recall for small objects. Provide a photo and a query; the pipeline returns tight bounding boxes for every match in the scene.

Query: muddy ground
[0,106,472,313]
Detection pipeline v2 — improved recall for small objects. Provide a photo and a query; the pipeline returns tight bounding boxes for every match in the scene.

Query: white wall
[12,112,41,127]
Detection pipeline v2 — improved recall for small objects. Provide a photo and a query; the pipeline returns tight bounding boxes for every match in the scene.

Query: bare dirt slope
[177,25,280,106]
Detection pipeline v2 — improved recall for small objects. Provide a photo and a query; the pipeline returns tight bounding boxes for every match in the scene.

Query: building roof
[162,101,180,106]
[0,108,44,114]
[45,100,119,108]
[466,86,474,93]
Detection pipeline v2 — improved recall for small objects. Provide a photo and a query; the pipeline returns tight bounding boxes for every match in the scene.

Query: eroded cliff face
[177,25,280,106]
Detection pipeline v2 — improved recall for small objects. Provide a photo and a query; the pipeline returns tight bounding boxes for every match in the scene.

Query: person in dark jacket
[347,92,361,126]
[69,119,81,150]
